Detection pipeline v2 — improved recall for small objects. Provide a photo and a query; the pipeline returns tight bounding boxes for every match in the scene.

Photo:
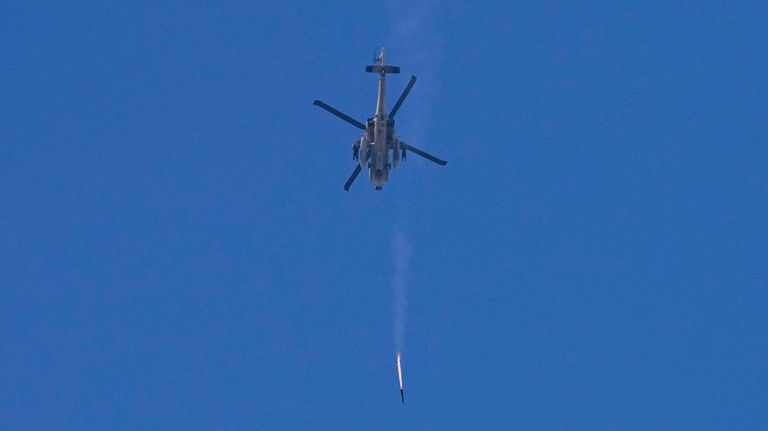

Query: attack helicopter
[313,48,447,191]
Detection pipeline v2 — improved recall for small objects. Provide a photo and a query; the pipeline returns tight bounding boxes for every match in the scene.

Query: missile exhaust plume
[391,232,410,404]
[391,231,411,353]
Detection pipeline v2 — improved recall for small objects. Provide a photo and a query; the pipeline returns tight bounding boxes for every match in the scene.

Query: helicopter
[313,48,447,191]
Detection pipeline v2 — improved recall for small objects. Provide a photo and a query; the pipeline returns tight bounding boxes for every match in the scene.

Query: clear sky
[2,1,767,429]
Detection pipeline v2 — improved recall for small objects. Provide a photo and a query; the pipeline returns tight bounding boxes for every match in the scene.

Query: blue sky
[2,1,767,429]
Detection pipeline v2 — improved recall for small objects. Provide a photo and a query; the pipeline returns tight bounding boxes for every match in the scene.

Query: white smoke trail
[391,231,412,353]
[386,0,447,154]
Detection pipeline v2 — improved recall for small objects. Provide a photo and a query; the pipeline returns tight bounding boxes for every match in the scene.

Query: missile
[397,353,405,404]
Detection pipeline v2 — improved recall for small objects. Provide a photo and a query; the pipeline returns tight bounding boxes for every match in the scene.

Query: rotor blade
[389,75,417,119]
[402,143,447,166]
[313,100,366,130]
[344,164,363,191]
